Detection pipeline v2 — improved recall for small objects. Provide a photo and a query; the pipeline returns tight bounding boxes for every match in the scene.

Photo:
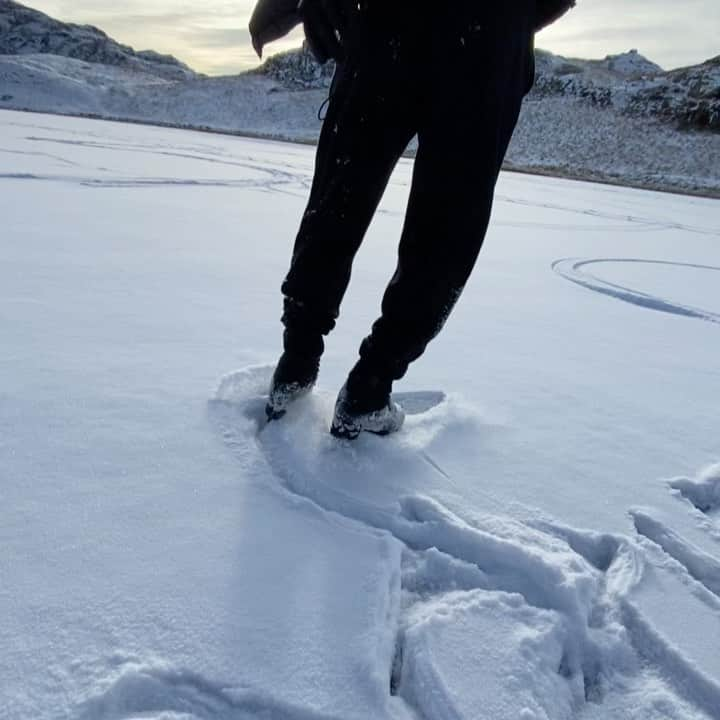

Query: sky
[22,1,720,75]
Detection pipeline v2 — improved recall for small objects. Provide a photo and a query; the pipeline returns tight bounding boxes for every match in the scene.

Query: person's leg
[268,11,418,416]
[352,1,536,387]
[281,55,417,331]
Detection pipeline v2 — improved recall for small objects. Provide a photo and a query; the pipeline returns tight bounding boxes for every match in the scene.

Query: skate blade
[330,424,360,440]
[265,403,286,422]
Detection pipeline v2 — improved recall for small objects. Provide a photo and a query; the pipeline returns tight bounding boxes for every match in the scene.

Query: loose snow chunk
[400,590,579,720]
[670,463,720,515]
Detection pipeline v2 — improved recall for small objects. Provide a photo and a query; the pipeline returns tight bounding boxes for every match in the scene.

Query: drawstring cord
[317,58,342,121]
[318,95,331,121]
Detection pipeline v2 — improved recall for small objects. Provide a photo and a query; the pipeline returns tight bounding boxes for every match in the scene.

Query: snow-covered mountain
[0,0,195,80]
[1,1,719,196]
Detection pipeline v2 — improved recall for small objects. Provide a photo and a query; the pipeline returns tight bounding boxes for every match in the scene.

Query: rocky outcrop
[533,49,719,132]
[0,0,196,81]
[251,44,335,90]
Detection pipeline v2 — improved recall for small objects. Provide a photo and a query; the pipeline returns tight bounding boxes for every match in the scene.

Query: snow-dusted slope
[1,2,719,195]
[0,53,326,140]
[1,49,718,197]
[2,109,720,720]
[533,50,720,133]
[0,0,195,80]
[259,45,720,134]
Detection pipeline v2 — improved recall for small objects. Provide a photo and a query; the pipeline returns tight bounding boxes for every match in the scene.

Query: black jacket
[248,0,301,59]
[535,0,576,32]
[249,0,576,62]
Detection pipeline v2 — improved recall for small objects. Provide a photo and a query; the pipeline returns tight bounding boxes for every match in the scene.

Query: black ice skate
[330,368,405,439]
[266,351,320,420]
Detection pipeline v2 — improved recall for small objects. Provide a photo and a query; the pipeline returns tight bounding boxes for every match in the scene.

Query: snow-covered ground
[2,109,720,720]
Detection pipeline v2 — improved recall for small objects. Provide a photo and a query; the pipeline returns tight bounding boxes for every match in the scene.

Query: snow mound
[401,590,576,720]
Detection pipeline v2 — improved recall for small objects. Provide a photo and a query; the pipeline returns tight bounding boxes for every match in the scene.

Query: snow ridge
[632,510,720,597]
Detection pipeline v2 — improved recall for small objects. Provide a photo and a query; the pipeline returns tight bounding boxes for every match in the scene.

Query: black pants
[282,1,536,381]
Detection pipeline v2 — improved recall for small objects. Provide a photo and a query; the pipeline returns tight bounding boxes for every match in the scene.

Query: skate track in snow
[552,258,720,324]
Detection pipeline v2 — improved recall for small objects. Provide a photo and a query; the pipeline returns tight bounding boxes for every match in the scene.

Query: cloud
[538,0,720,69]
[180,27,253,50]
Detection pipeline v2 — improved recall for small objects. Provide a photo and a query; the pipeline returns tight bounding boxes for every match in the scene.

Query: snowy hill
[0,0,195,80]
[0,2,719,196]
[255,46,720,134]
[2,108,720,720]
[532,49,720,133]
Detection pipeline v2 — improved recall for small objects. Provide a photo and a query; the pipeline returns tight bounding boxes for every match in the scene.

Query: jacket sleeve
[249,0,303,58]
[534,0,576,32]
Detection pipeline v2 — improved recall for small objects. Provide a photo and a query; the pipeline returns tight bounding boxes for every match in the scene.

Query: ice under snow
[1,109,720,720]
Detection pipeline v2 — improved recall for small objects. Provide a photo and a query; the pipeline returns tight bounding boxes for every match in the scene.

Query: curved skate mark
[498,219,659,233]
[499,196,720,237]
[621,603,720,719]
[0,173,296,190]
[0,146,81,166]
[24,135,306,186]
[552,258,720,324]
[632,510,720,598]
[619,538,720,719]
[75,656,324,720]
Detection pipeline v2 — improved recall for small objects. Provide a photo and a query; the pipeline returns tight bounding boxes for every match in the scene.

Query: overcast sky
[23,0,720,75]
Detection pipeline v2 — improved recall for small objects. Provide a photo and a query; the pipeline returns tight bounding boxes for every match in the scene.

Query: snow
[0,0,195,81]
[1,48,719,197]
[2,109,720,719]
[401,591,577,720]
[599,50,664,78]
[671,464,720,517]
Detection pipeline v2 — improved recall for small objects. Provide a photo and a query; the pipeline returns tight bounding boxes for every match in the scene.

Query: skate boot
[330,365,404,439]
[266,350,320,420]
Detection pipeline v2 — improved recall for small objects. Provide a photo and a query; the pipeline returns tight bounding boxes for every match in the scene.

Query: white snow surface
[2,109,720,720]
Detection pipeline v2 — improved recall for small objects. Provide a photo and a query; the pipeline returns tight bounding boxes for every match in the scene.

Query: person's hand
[534,0,576,32]
[299,0,352,64]
[249,0,303,59]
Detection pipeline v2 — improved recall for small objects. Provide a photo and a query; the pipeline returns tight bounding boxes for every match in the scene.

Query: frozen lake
[2,110,720,720]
